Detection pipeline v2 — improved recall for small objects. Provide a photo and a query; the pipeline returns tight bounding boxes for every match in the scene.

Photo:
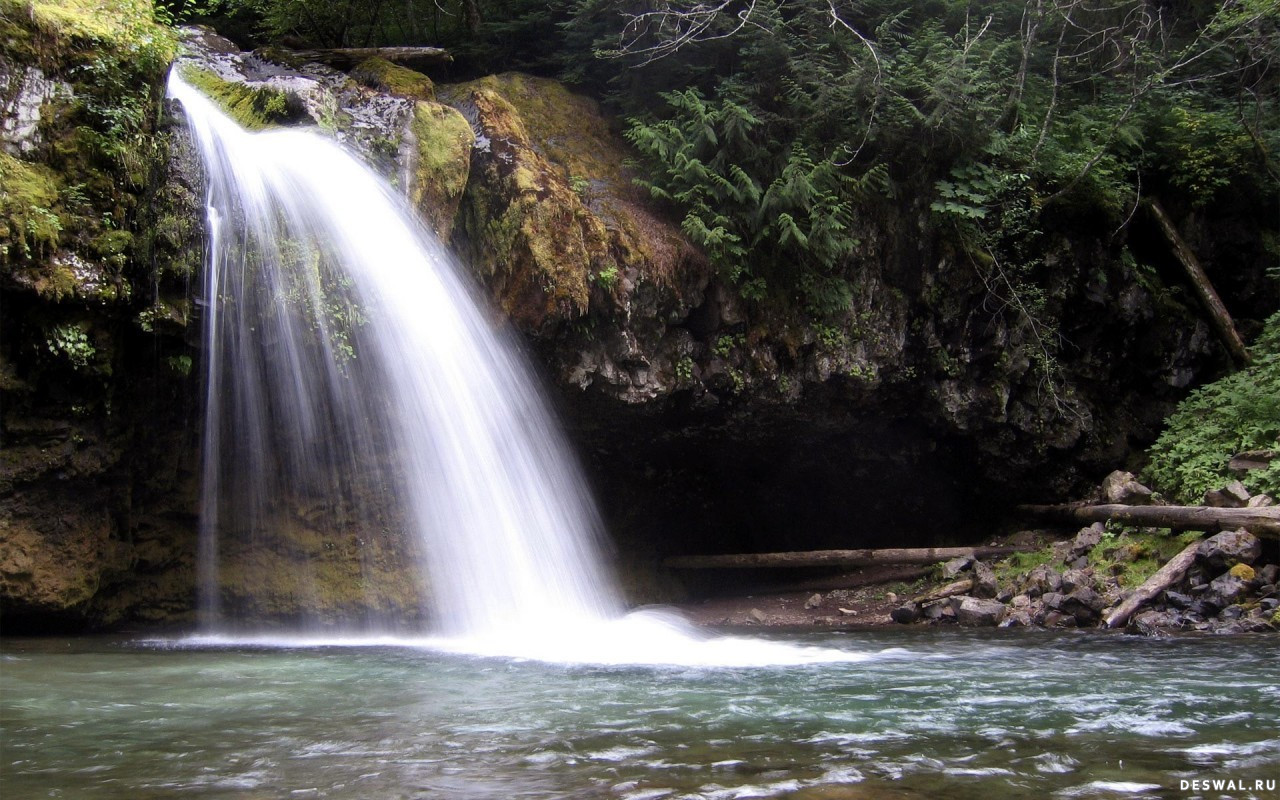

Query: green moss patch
[408,100,472,239]
[1088,528,1203,588]
[178,66,305,130]
[0,152,62,263]
[351,57,434,100]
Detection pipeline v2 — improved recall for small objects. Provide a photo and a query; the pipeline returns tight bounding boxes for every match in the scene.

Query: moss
[991,547,1059,586]
[91,229,131,262]
[449,73,623,186]
[351,57,435,100]
[1229,563,1256,581]
[24,0,174,53]
[408,100,472,239]
[0,152,62,263]
[1090,528,1202,588]
[178,66,305,130]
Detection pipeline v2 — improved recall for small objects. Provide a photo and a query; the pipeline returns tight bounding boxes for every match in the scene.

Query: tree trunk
[1018,503,1280,537]
[1147,198,1251,365]
[1102,538,1201,629]
[663,546,1029,570]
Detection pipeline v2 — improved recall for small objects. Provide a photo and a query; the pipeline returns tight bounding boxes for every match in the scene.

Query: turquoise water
[2,630,1277,799]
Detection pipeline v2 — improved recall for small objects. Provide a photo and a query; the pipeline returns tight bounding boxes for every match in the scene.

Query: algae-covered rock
[408,100,472,240]
[438,72,707,395]
[452,83,598,333]
[0,0,202,631]
[351,57,435,101]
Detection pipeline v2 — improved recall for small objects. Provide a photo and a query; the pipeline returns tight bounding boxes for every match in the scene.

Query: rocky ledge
[889,473,1278,635]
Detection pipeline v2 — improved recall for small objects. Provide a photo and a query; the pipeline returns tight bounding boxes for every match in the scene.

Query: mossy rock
[441,73,705,335]
[1228,563,1256,581]
[178,65,306,130]
[408,101,472,240]
[453,85,597,332]
[351,57,435,101]
[0,151,62,264]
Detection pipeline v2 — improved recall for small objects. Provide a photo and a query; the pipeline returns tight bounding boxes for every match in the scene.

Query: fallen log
[292,46,452,69]
[663,545,1028,570]
[911,577,975,605]
[1147,199,1251,365]
[1103,538,1201,629]
[740,566,935,595]
[1018,503,1280,537]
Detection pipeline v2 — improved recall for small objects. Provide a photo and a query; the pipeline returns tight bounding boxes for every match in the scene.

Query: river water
[3,629,1276,799]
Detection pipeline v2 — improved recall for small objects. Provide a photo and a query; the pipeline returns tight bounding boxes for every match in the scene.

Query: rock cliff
[2,17,1274,629]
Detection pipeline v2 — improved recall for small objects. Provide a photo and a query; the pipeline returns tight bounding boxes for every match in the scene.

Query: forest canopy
[169,0,1278,322]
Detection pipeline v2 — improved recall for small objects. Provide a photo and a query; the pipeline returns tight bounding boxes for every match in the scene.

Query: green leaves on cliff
[609,0,1278,323]
[626,89,876,312]
[1145,313,1280,504]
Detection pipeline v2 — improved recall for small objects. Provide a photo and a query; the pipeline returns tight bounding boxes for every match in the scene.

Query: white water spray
[171,70,865,666]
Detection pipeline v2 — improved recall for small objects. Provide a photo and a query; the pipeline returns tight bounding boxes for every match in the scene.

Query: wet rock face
[1,7,203,630]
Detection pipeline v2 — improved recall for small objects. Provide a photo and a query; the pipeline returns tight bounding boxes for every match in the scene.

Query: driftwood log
[911,577,975,604]
[291,46,452,69]
[663,546,1028,570]
[1103,538,1202,629]
[1147,199,1251,365]
[1019,503,1280,537]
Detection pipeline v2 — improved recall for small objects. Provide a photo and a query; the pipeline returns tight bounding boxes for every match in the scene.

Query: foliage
[1145,313,1280,503]
[598,0,1278,340]
[44,323,95,369]
[593,263,618,290]
[626,88,871,312]
[0,153,62,262]
[0,0,177,281]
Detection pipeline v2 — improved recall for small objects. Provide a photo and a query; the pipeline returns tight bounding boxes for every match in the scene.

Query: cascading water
[171,68,862,665]
[174,71,619,638]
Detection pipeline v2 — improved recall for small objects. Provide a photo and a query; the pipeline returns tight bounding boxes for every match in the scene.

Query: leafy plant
[45,324,96,369]
[1145,313,1280,503]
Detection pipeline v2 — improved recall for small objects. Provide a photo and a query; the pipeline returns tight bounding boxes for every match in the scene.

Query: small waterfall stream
[171,70,858,665]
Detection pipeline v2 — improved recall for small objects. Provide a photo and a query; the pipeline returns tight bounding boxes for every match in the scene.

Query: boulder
[890,604,920,624]
[1128,609,1181,635]
[1102,470,1155,505]
[956,596,1007,627]
[1246,494,1275,508]
[1060,568,1095,593]
[804,592,824,609]
[1197,529,1261,571]
[1259,564,1279,585]
[1068,523,1104,560]
[922,600,956,622]
[999,610,1032,628]
[1227,450,1277,474]
[1202,480,1252,508]
[1060,586,1105,624]
[942,556,973,578]
[971,560,999,599]
[1023,564,1062,597]
[1043,610,1078,628]
[1202,572,1252,611]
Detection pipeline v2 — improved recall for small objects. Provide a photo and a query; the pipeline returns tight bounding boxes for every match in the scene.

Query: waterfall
[171,72,621,639]
[171,69,865,666]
